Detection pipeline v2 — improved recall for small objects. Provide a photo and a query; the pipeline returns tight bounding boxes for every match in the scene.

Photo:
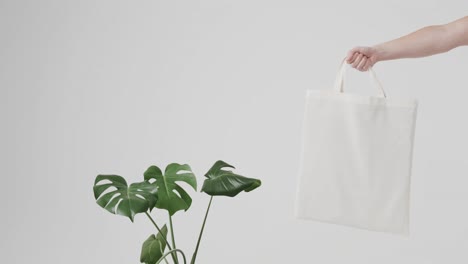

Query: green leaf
[144,164,197,216]
[201,160,262,197]
[140,225,168,264]
[93,175,158,222]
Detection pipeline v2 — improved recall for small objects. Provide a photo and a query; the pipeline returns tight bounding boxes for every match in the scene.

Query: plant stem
[169,214,179,264]
[155,249,187,264]
[145,212,177,264]
[145,212,173,251]
[190,196,214,264]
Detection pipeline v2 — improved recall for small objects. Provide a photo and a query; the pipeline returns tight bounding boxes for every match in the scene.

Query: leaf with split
[144,164,197,216]
[93,175,158,222]
[140,225,168,264]
[201,160,261,197]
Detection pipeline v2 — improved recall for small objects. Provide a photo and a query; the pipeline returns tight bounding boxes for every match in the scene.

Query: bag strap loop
[333,58,387,98]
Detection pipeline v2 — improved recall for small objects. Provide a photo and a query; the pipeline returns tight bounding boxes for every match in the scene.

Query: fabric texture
[295,60,418,234]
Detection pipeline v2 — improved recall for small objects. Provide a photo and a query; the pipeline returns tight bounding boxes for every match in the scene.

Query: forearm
[374,16,468,62]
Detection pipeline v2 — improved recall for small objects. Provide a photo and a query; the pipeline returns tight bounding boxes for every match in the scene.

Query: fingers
[346,46,376,71]
[356,57,368,71]
[347,53,359,64]
[346,47,361,63]
[362,58,373,71]
[352,53,364,68]
[346,48,372,71]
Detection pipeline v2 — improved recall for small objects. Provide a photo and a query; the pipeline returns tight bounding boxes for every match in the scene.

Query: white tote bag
[295,60,418,234]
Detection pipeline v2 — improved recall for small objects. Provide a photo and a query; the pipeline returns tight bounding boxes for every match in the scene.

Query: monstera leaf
[201,160,261,197]
[144,163,197,216]
[93,175,158,222]
[140,225,168,264]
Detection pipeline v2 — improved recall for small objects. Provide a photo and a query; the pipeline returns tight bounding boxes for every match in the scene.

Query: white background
[1,1,468,263]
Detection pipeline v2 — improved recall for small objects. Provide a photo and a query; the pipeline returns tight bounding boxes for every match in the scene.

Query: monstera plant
[93,160,261,264]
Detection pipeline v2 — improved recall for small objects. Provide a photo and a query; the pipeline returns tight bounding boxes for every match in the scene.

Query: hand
[346,46,379,71]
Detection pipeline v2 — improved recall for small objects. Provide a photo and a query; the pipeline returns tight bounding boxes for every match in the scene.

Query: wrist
[373,44,386,63]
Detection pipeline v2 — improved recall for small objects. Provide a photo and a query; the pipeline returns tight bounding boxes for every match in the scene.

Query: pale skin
[346,16,468,71]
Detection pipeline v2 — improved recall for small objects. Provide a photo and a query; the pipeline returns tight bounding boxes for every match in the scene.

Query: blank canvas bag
[295,60,418,234]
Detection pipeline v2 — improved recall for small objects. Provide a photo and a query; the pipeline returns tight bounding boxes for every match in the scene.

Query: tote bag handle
[333,58,387,98]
